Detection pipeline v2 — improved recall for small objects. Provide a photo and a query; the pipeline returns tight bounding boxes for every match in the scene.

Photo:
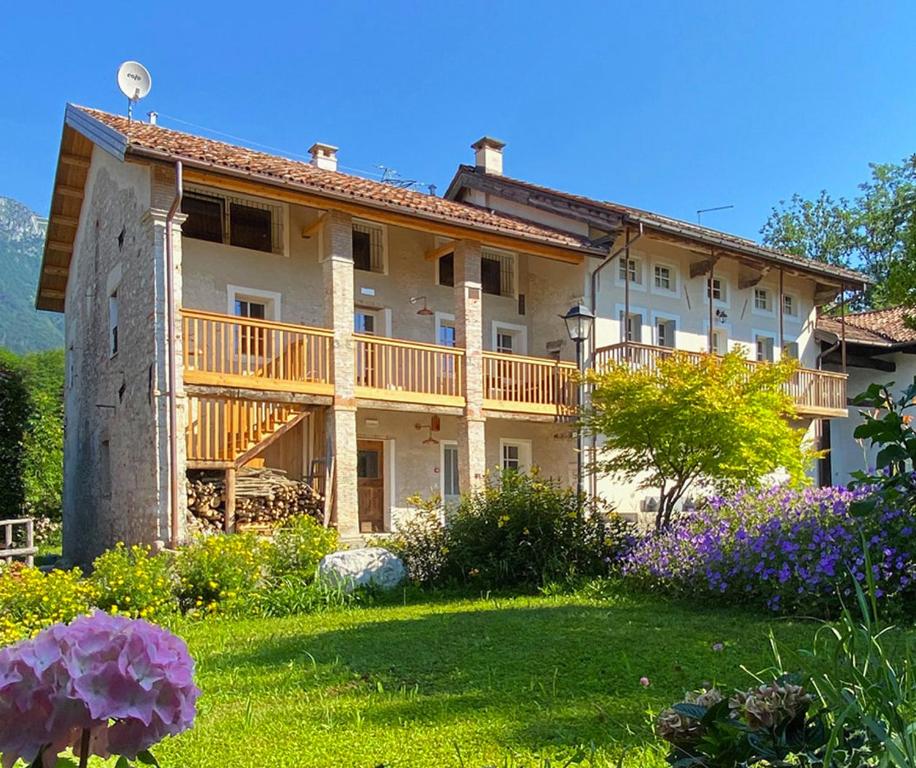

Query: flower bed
[623,484,916,615]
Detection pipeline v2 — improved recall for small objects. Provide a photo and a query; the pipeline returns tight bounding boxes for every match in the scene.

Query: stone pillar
[322,211,360,538]
[454,240,487,493]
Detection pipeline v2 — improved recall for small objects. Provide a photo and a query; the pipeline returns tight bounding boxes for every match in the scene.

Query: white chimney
[309,142,339,172]
[472,136,505,176]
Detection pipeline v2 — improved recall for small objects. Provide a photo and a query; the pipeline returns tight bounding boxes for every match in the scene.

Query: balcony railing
[483,351,578,415]
[181,309,333,395]
[355,334,466,407]
[593,342,848,417]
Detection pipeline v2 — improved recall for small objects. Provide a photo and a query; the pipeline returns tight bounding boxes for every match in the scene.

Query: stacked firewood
[186,467,324,532]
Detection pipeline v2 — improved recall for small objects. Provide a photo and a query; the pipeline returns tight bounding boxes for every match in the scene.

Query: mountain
[0,196,64,354]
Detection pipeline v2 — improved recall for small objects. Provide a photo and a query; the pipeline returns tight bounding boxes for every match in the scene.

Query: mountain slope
[0,196,64,353]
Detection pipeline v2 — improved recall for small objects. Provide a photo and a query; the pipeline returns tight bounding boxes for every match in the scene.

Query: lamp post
[562,304,595,507]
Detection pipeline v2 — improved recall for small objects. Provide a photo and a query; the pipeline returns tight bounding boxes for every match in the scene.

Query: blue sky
[2,1,915,242]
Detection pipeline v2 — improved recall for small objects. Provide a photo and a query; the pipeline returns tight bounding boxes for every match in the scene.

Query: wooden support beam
[42,265,69,277]
[424,240,456,261]
[738,267,769,290]
[300,213,327,239]
[52,215,80,228]
[46,239,73,253]
[60,153,91,169]
[689,258,714,278]
[224,467,236,533]
[57,184,84,199]
[234,411,308,468]
[40,289,66,300]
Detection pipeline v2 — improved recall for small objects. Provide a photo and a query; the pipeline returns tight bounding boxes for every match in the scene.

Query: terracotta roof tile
[74,106,597,254]
[817,306,916,346]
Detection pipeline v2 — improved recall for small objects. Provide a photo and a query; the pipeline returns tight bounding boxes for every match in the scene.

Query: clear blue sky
[2,1,915,242]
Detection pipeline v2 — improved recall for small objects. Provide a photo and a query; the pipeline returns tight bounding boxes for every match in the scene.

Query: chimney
[309,142,339,172]
[472,136,505,176]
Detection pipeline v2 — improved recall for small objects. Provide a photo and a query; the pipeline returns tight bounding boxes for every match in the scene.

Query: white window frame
[615,304,648,344]
[752,329,778,362]
[491,320,528,355]
[703,276,730,308]
[227,285,282,321]
[481,247,518,299]
[351,218,389,275]
[752,287,775,317]
[615,255,646,291]
[782,340,800,360]
[354,306,392,337]
[650,261,679,297]
[499,438,532,474]
[440,440,460,505]
[782,292,800,322]
[651,310,680,349]
[185,184,289,256]
[435,311,456,347]
[703,320,732,356]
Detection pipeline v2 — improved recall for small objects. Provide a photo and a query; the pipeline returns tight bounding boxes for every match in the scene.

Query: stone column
[454,240,487,494]
[322,211,360,538]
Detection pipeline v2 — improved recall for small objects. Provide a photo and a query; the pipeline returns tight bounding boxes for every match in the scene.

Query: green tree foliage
[761,155,916,308]
[0,347,64,519]
[584,350,811,530]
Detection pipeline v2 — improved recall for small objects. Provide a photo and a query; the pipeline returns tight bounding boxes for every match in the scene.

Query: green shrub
[175,533,270,614]
[393,471,636,588]
[270,514,339,578]
[90,543,177,621]
[387,496,449,584]
[254,574,358,617]
[0,563,96,645]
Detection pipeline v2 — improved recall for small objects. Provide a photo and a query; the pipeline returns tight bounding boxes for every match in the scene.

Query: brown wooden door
[357,439,385,533]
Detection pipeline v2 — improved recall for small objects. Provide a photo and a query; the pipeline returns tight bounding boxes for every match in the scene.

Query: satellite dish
[117,61,152,102]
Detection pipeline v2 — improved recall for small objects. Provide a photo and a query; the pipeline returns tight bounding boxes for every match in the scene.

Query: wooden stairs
[186,394,307,468]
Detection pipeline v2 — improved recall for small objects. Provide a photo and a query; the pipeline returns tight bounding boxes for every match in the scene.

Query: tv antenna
[696,204,734,225]
[117,61,152,122]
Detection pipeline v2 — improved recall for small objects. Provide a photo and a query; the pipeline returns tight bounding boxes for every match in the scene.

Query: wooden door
[357,439,385,533]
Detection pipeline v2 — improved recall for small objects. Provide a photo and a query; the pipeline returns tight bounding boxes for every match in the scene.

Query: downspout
[587,220,644,499]
[165,161,183,548]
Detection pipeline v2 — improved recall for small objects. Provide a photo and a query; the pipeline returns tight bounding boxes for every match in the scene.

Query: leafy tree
[761,155,916,308]
[0,348,64,519]
[584,350,812,530]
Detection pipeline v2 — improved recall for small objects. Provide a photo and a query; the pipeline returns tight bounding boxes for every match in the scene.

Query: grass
[148,588,822,767]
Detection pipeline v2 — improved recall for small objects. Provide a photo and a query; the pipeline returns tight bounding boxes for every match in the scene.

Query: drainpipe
[165,161,183,548]
[587,220,644,499]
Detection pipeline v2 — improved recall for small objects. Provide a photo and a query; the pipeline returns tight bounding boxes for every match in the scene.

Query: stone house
[36,104,868,564]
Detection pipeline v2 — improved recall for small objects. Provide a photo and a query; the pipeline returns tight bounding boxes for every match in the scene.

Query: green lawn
[152,589,820,767]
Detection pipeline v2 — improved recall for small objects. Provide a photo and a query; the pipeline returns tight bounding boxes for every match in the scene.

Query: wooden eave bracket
[424,240,456,261]
[738,265,770,290]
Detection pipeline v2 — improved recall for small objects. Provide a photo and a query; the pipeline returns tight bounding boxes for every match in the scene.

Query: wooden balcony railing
[483,351,578,415]
[354,334,466,406]
[593,342,848,417]
[181,309,333,395]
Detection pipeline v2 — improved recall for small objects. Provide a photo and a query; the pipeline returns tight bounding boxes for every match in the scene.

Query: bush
[91,543,177,621]
[392,471,636,588]
[254,574,358,617]
[623,484,916,615]
[175,533,270,614]
[387,496,449,584]
[0,563,96,645]
[270,514,339,578]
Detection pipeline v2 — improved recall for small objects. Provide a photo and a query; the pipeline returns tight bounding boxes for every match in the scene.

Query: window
[231,292,272,355]
[481,249,515,297]
[352,221,385,273]
[234,298,266,320]
[441,442,460,504]
[354,310,377,335]
[656,318,676,348]
[783,341,799,359]
[496,332,514,354]
[108,290,119,357]
[438,320,456,347]
[181,194,223,243]
[712,329,728,355]
[708,277,726,303]
[182,189,282,254]
[755,335,775,362]
[619,311,643,343]
[500,439,531,474]
[783,294,798,317]
[754,288,772,312]
[492,322,527,355]
[653,264,676,293]
[619,257,642,284]
[438,252,454,287]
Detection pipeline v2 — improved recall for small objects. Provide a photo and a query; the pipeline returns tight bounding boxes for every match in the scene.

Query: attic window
[181,189,283,254]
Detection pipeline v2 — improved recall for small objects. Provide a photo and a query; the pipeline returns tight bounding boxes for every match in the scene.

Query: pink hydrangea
[0,611,199,767]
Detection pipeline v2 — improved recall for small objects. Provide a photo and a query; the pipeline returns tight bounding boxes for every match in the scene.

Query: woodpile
[186,467,324,533]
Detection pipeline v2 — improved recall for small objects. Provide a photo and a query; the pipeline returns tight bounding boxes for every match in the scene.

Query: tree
[584,350,812,531]
[761,155,916,309]
[0,351,29,515]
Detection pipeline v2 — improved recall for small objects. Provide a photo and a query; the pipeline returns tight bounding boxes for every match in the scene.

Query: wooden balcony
[593,342,848,418]
[181,309,333,396]
[483,352,578,415]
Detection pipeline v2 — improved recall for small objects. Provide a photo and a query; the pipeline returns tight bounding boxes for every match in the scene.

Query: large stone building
[36,104,868,565]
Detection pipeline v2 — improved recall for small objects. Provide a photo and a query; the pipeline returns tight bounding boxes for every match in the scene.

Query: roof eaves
[65,103,127,160]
